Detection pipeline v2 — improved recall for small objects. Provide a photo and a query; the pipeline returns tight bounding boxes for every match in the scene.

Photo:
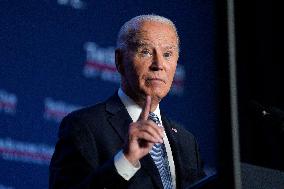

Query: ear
[115,49,125,76]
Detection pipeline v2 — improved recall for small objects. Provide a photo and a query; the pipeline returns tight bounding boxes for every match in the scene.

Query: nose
[150,50,164,71]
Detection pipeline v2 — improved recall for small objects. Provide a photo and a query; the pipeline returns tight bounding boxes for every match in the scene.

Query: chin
[141,84,170,98]
[149,89,169,100]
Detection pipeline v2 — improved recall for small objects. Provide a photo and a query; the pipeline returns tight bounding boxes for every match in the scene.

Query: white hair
[116,14,180,51]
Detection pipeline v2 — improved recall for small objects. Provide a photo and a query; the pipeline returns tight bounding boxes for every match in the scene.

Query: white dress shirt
[114,88,176,188]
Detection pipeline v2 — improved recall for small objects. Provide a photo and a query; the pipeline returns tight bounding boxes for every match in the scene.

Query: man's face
[119,21,179,105]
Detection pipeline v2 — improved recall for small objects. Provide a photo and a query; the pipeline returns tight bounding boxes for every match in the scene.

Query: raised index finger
[138,95,151,121]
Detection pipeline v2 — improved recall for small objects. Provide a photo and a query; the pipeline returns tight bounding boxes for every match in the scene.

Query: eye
[163,51,172,58]
[139,49,152,57]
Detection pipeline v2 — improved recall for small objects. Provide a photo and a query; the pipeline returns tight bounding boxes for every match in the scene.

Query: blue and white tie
[148,112,173,189]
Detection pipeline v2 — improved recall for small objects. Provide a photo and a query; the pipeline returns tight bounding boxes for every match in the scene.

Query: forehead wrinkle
[134,36,177,48]
[135,40,154,48]
[126,28,178,52]
[125,30,149,48]
[134,41,178,52]
[139,31,178,49]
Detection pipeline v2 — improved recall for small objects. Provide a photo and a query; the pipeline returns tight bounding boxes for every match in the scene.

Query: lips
[146,77,166,84]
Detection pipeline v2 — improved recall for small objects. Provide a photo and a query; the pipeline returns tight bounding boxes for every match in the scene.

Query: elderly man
[49,15,205,189]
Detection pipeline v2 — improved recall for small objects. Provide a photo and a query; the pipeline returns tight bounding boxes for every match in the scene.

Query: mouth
[146,78,166,84]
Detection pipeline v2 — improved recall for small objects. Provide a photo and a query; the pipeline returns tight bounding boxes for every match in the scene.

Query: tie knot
[148,112,161,126]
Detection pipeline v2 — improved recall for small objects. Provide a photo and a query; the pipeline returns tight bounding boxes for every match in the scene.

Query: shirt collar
[118,88,161,122]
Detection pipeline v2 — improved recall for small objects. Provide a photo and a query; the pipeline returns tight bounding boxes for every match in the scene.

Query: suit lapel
[106,93,132,142]
[140,155,164,189]
[162,115,183,189]
[105,93,164,189]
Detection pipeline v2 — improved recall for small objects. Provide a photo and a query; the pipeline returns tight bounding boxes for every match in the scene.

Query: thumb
[139,95,151,121]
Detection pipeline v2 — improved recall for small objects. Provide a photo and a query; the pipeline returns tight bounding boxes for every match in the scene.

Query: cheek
[166,62,177,79]
[132,61,148,79]
[127,63,147,86]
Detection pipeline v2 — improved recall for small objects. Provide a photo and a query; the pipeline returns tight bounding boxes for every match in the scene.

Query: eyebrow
[135,40,153,48]
[135,41,177,51]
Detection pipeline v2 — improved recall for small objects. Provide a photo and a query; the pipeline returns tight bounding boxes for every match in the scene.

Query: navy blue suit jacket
[49,93,205,189]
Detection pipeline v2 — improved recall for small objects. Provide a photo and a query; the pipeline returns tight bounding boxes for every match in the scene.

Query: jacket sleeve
[49,114,128,189]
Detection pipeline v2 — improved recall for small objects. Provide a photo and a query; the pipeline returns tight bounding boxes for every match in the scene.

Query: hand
[123,95,164,166]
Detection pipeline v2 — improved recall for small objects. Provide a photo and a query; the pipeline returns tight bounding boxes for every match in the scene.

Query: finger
[139,95,151,121]
[138,139,155,149]
[139,121,164,139]
[136,132,162,143]
[139,127,163,143]
[146,120,165,138]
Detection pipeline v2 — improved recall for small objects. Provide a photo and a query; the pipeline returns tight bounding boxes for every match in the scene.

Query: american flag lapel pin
[171,128,177,133]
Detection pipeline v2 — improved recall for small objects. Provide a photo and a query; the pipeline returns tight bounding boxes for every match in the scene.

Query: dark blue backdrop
[0,1,218,188]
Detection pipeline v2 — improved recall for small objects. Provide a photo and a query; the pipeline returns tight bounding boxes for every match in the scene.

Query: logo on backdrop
[0,138,54,165]
[83,42,120,83]
[43,98,81,123]
[83,42,186,95]
[0,89,17,115]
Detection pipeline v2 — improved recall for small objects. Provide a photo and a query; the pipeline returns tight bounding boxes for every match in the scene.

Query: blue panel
[0,0,218,188]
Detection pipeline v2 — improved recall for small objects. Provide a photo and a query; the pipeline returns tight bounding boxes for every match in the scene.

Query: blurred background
[0,1,219,188]
[1,0,281,189]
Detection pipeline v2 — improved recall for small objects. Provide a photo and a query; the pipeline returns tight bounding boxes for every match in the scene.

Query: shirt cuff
[114,150,141,180]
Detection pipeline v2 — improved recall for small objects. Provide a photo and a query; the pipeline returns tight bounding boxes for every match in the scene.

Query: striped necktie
[148,112,173,189]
